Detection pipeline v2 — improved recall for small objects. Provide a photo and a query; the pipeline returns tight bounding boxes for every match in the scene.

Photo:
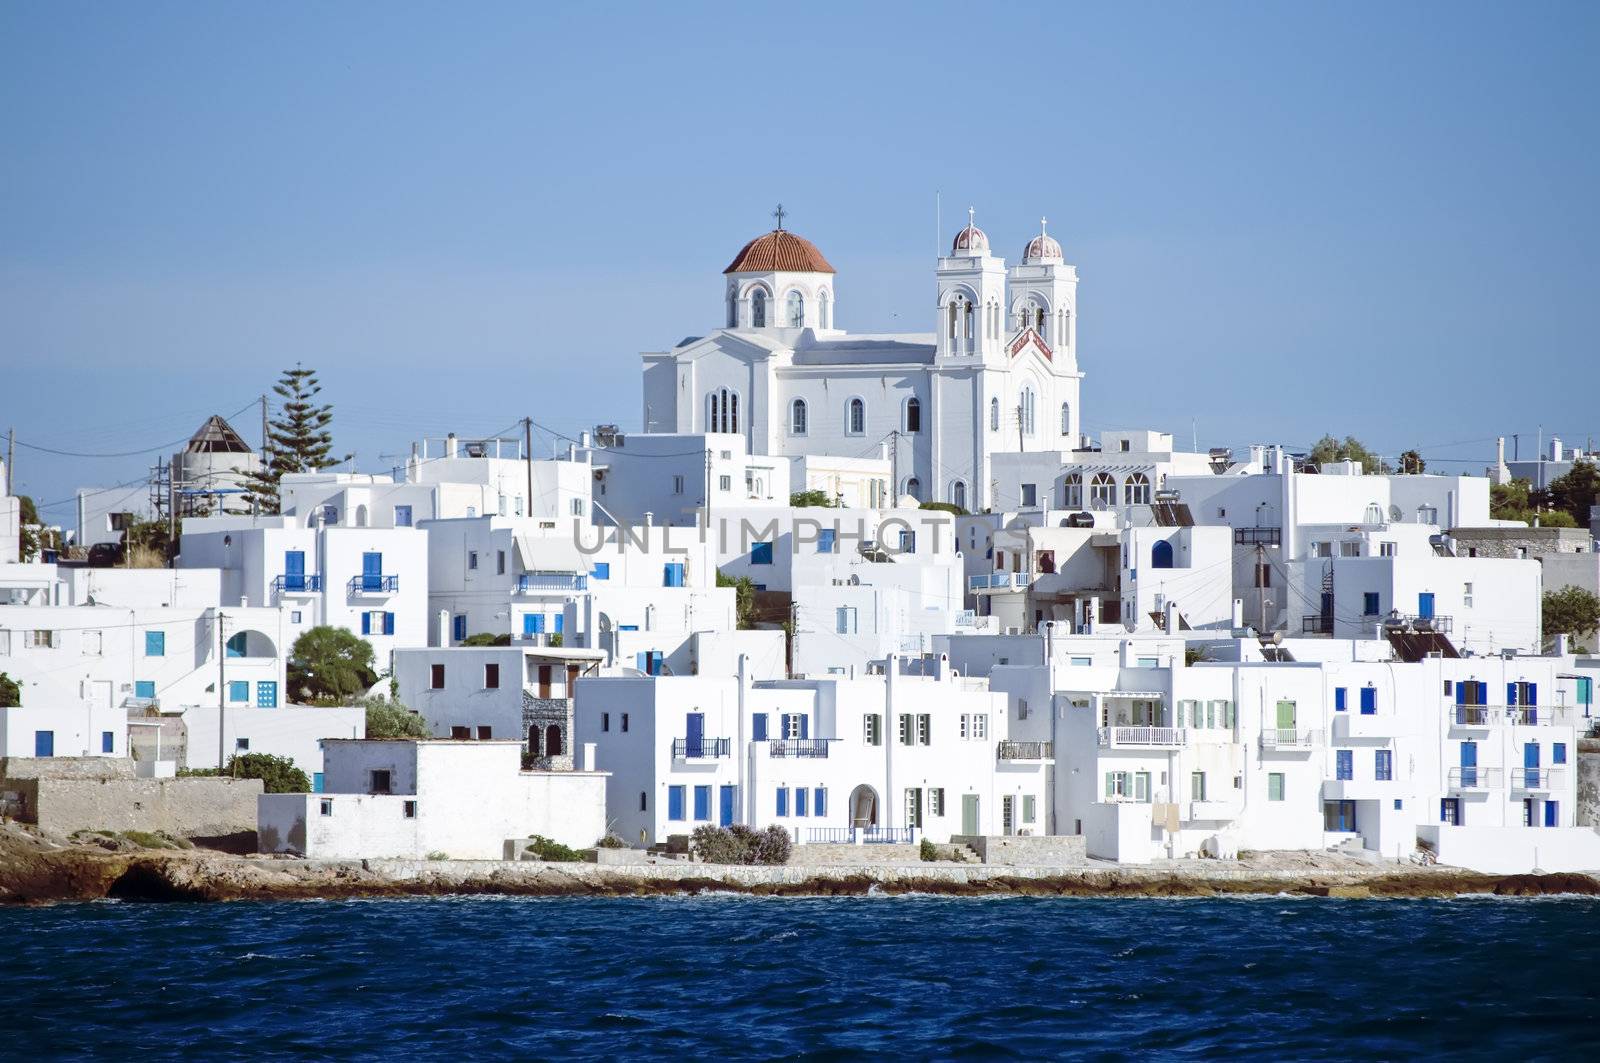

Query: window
[291,611,302,623]
[1360,687,1376,715]
[905,398,921,433]
[928,788,946,817]
[640,791,648,812]
[1089,472,1116,508]
[1060,402,1071,436]
[320,800,333,817]
[664,561,687,585]
[403,801,417,819]
[847,398,865,435]
[394,505,413,527]
[1375,749,1393,781]
[815,787,828,816]
[1268,773,1285,801]
[793,787,808,817]
[835,606,857,634]
[621,713,629,732]
[989,397,1000,431]
[785,290,804,326]
[776,787,789,817]
[370,770,392,795]
[1380,542,1396,557]
[1063,473,1082,509]
[951,481,966,510]
[751,288,767,327]
[1334,687,1347,712]
[898,713,912,746]
[818,528,836,553]
[719,475,732,492]
[484,663,500,689]
[452,615,467,642]
[1313,541,1332,559]
[145,631,165,657]
[1339,541,1361,557]
[1020,483,1037,508]
[904,478,920,502]
[430,664,445,689]
[784,713,805,739]
[1255,563,1272,588]
[916,714,931,745]
[1364,503,1384,524]
[1123,473,1151,506]
[497,550,506,575]
[1363,592,1380,616]
[101,730,114,754]
[668,785,686,821]
[135,680,156,699]
[602,712,610,732]
[904,788,923,829]
[1440,798,1460,825]
[591,562,610,581]
[1463,582,1474,608]
[707,387,740,433]
[571,498,584,517]
[751,713,768,741]
[972,714,988,739]
[791,399,807,435]
[229,680,249,703]
[468,551,478,570]
[1191,772,1207,801]
[1018,387,1036,436]
[693,785,711,821]
[818,289,830,328]
[1554,742,1567,765]
[1022,795,1036,823]
[1151,540,1174,569]
[750,542,773,566]
[864,714,881,746]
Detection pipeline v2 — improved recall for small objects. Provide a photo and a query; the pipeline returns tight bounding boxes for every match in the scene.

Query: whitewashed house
[0,703,127,759]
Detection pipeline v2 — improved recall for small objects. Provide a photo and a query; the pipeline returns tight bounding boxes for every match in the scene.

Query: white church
[640,210,1085,512]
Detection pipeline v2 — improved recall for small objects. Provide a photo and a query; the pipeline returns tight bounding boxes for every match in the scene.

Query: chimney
[438,609,451,645]
[1165,600,1179,633]
[579,430,593,448]
[580,742,597,771]
[445,433,458,459]
[1086,596,1100,635]
[1554,633,1570,657]
[1231,598,1244,626]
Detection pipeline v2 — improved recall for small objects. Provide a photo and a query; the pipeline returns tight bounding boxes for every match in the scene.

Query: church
[640,210,1085,512]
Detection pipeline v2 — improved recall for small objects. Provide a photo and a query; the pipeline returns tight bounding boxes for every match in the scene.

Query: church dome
[951,224,989,253]
[724,230,835,274]
[1023,220,1062,263]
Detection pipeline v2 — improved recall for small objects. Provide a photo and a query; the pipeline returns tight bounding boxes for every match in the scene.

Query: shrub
[426,851,449,861]
[288,626,378,704]
[461,632,511,647]
[920,837,939,862]
[691,824,791,865]
[121,830,188,850]
[360,697,429,739]
[525,835,584,862]
[919,501,968,517]
[181,753,308,793]
[596,833,627,849]
[0,671,20,708]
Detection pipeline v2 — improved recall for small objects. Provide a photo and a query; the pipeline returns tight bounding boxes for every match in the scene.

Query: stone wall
[18,776,262,836]
[0,756,134,781]
[1578,742,1600,830]
[1448,527,1590,560]
[790,843,921,866]
[953,834,1088,866]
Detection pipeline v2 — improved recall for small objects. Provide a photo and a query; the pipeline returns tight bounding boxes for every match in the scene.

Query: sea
[7,895,1597,1059]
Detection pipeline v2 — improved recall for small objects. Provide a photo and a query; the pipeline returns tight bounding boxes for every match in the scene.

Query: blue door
[34,730,54,757]
[1524,742,1540,789]
[719,784,736,827]
[1417,592,1435,620]
[257,681,278,708]
[1459,741,1477,787]
[362,552,383,591]
[685,712,704,757]
[285,550,306,592]
[1544,800,1559,827]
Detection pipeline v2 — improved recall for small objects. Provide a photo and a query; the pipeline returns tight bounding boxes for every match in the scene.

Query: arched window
[1124,472,1151,505]
[964,301,975,340]
[905,477,920,500]
[706,388,739,433]
[751,288,767,327]
[1019,387,1036,436]
[818,290,831,329]
[545,724,563,757]
[989,397,1000,431]
[1089,472,1116,509]
[1060,402,1071,436]
[1034,306,1045,331]
[791,399,808,436]
[951,480,967,511]
[1063,473,1083,509]
[905,397,921,433]
[727,289,739,328]
[528,725,541,756]
[847,398,865,435]
[786,290,804,327]
[947,301,959,339]
[1062,309,1071,345]
[1152,540,1174,569]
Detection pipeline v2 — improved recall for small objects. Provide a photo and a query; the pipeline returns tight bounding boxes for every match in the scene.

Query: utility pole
[889,431,899,502]
[523,417,534,518]
[704,447,712,512]
[260,394,269,452]
[4,427,12,495]
[1016,403,1025,453]
[217,610,227,771]
[1256,543,1267,634]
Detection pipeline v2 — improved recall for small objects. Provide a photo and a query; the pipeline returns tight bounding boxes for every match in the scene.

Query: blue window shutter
[383,612,395,635]
[1554,743,1567,765]
[815,787,826,816]
[636,652,647,672]
[1334,688,1347,712]
[523,614,536,635]
[1507,682,1518,706]
[1545,801,1558,827]
[668,786,685,821]
[531,614,545,634]
[776,787,788,816]
[795,788,808,816]
[1360,688,1376,714]
[752,714,768,741]
[591,562,609,580]
[313,773,325,793]
[1527,683,1537,706]
[554,614,564,633]
[361,612,371,635]
[102,731,114,753]
[818,529,836,554]
[693,785,710,820]
[135,680,156,699]
[800,715,809,739]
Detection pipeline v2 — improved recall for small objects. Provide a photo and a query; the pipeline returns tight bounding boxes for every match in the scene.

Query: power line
[12,400,258,458]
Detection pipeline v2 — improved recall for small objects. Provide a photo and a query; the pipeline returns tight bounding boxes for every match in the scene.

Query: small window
[791,399,808,436]
[484,663,500,689]
[145,631,165,657]
[602,712,610,732]
[394,505,413,527]
[497,550,506,575]
[1363,592,1380,616]
[621,713,630,732]
[101,731,114,754]
[847,398,865,435]
[1268,773,1285,801]
[468,551,479,570]
[477,725,492,740]
[905,398,921,434]
[672,475,684,494]
[320,800,333,817]
[235,738,250,751]
[371,770,392,794]
[403,800,417,819]
[430,664,446,689]
[751,542,773,565]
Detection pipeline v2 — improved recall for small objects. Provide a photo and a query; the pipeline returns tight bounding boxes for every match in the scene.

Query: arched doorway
[848,784,879,828]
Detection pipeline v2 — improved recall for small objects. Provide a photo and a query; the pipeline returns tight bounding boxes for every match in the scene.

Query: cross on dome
[1024,215,1063,263]
[773,203,786,230]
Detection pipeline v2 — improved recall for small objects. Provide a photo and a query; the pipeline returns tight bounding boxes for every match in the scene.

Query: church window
[1089,472,1116,508]
[951,481,967,511]
[707,388,739,434]
[1063,473,1083,509]
[1062,308,1071,345]
[818,290,831,329]
[947,301,958,339]
[1019,387,1036,436]
[1034,306,1045,331]
[989,397,1000,432]
[786,290,804,327]
[905,397,921,434]
[1124,472,1151,506]
[905,477,920,500]
[847,398,865,435]
[1060,402,1071,436]
[791,399,808,436]
[751,288,767,327]
[727,289,738,328]
[964,301,974,340]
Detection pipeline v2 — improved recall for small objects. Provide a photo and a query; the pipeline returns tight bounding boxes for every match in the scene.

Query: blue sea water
[7,896,1597,1059]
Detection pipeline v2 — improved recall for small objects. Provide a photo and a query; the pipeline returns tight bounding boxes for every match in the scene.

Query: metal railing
[1393,613,1452,633]
[516,572,588,592]
[769,739,830,758]
[1098,726,1186,748]
[1510,767,1563,790]
[862,826,916,844]
[807,827,857,844]
[968,572,1028,592]
[1447,766,1502,789]
[1301,615,1334,635]
[271,574,323,594]
[1447,705,1566,727]
[670,737,730,759]
[1233,527,1281,546]
[1260,728,1320,751]
[997,740,1054,760]
[347,574,399,594]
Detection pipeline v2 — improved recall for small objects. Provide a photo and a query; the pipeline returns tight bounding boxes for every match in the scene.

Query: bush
[181,753,309,793]
[360,697,429,739]
[596,833,627,849]
[920,837,939,862]
[691,824,791,865]
[461,632,511,647]
[0,671,20,708]
[525,835,584,862]
[789,490,837,507]
[919,501,968,516]
[426,851,449,861]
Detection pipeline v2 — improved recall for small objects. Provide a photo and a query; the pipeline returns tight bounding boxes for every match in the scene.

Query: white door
[91,681,113,708]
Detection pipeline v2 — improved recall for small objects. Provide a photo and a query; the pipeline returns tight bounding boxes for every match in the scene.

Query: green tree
[1491,477,1578,526]
[1543,586,1600,649]
[1538,460,1598,527]
[716,570,756,629]
[789,489,837,507]
[15,495,61,562]
[1308,435,1387,474]
[920,500,968,516]
[359,697,430,739]
[461,632,511,647]
[1398,449,1426,475]
[0,671,21,708]
[183,753,309,793]
[288,625,376,703]
[241,365,350,514]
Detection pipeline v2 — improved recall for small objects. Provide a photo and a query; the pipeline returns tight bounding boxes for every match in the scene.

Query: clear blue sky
[4,2,1597,517]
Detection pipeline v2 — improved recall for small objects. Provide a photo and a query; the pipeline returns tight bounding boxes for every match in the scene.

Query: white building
[257,739,608,859]
[989,430,1221,516]
[580,431,785,527]
[640,216,1085,512]
[1,703,127,759]
[168,414,262,518]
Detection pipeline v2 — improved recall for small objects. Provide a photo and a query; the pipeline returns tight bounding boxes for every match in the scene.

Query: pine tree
[241,365,350,514]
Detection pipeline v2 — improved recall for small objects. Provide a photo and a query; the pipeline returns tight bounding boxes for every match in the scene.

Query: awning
[514,533,589,574]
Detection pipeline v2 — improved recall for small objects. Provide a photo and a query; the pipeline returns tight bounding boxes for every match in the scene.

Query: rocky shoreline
[4,828,1599,904]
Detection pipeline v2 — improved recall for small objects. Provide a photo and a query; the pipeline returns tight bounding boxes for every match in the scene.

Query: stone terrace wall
[953,834,1088,866]
[28,777,262,836]
[1579,742,1600,830]
[790,843,921,866]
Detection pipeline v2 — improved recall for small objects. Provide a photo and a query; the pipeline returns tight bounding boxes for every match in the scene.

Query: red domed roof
[724,230,835,274]
[952,224,989,253]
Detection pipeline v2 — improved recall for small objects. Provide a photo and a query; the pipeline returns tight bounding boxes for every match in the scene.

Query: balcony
[1447,766,1502,791]
[516,572,588,593]
[1098,726,1186,749]
[1393,613,1452,634]
[1301,615,1334,635]
[1331,714,1392,741]
[801,826,917,845]
[347,574,399,595]
[769,739,830,758]
[271,574,323,595]
[968,572,1029,593]
[1233,527,1281,546]
[997,740,1054,761]
[1259,728,1320,752]
[1509,767,1563,792]
[671,737,731,760]
[1446,705,1569,729]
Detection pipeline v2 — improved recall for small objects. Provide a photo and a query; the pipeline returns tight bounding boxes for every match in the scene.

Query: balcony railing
[862,826,916,844]
[1510,767,1563,791]
[1098,726,1187,748]
[997,740,1054,760]
[1447,766,1502,790]
[1393,613,1452,633]
[807,827,857,844]
[1301,615,1334,635]
[671,737,730,759]
[271,574,323,594]
[968,572,1029,592]
[1447,705,1566,727]
[1260,728,1321,751]
[516,572,588,593]
[769,739,830,758]
[347,574,399,594]
[1233,527,1281,546]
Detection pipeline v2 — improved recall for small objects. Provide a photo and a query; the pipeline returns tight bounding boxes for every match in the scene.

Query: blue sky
[3,2,1597,516]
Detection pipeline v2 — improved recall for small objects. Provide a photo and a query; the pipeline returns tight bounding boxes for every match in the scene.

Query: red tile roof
[724,230,835,274]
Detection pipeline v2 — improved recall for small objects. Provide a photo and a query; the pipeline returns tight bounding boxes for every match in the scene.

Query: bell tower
[936,208,1007,363]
